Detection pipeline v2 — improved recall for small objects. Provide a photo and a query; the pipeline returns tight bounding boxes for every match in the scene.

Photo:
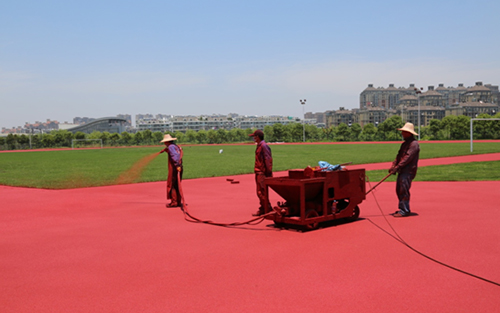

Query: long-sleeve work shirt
[392,136,420,178]
[254,140,273,177]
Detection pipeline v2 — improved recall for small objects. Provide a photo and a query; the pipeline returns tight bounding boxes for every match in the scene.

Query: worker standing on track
[249,129,273,216]
[389,122,420,217]
[159,134,183,208]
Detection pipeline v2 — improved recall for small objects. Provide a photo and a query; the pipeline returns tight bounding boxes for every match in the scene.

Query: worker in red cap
[249,129,273,216]
[389,122,420,217]
[159,134,183,208]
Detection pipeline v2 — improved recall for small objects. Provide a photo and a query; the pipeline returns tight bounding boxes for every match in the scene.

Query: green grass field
[0,141,499,189]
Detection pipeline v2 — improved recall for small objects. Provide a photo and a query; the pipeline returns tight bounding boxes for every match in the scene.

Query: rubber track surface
[1,154,500,312]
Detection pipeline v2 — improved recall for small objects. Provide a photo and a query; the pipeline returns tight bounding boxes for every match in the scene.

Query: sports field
[1,141,500,312]
[1,140,500,188]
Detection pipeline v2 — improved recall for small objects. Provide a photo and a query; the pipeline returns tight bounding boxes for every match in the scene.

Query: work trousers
[167,167,183,205]
[396,172,413,216]
[255,173,267,211]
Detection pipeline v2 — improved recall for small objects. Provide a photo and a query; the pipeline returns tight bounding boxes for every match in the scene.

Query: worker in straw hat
[389,122,420,217]
[159,134,183,208]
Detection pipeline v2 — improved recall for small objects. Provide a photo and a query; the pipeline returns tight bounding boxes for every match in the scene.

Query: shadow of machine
[264,168,366,231]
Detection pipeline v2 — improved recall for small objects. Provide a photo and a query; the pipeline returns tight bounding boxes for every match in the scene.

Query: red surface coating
[115,152,159,185]
[1,155,500,312]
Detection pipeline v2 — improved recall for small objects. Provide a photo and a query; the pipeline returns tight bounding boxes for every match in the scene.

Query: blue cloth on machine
[318,161,341,171]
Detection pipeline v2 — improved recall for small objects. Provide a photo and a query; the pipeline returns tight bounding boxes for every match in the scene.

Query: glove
[389,166,397,175]
[177,167,182,172]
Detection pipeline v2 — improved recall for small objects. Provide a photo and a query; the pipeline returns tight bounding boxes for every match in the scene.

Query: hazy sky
[2,0,500,129]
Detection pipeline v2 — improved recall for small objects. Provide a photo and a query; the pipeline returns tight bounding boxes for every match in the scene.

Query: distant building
[305,111,327,127]
[135,114,300,132]
[73,117,96,125]
[66,117,128,134]
[351,81,499,127]
[116,114,132,125]
[326,107,360,127]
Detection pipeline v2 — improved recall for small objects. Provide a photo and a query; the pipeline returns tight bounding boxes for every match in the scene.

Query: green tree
[349,123,362,141]
[174,131,184,143]
[49,130,73,147]
[41,134,55,147]
[120,132,132,145]
[30,134,41,148]
[376,115,403,141]
[303,124,319,142]
[74,131,86,140]
[234,128,248,142]
[263,125,274,142]
[152,131,164,143]
[428,119,441,140]
[18,134,29,148]
[88,131,102,140]
[227,128,238,142]
[360,123,377,141]
[207,129,218,144]
[99,131,111,145]
[197,130,208,144]
[52,130,66,147]
[141,130,153,144]
[335,123,351,141]
[133,132,143,145]
[285,123,303,142]
[454,115,470,139]
[493,112,500,139]
[322,126,335,141]
[472,113,498,139]
[185,130,197,143]
[109,133,120,146]
[6,134,17,149]
[272,123,285,142]
[441,115,470,139]
[216,129,227,143]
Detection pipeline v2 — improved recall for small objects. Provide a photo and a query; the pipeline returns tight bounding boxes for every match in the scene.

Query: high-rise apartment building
[328,81,499,128]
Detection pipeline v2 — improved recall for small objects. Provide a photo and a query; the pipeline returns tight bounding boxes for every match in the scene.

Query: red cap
[249,129,264,137]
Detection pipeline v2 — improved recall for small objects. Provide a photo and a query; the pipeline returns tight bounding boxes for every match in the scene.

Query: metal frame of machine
[263,168,366,230]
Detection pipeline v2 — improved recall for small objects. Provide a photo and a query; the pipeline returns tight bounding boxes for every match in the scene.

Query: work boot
[252,210,263,216]
[392,211,408,217]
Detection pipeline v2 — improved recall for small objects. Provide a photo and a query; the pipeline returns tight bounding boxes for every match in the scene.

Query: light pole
[29,128,32,149]
[300,99,306,142]
[414,87,422,140]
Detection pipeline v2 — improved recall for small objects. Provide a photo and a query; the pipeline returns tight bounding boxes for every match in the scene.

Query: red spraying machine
[263,167,366,230]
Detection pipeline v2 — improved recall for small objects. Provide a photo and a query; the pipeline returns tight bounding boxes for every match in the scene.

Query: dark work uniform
[163,144,183,206]
[254,140,273,213]
[391,136,420,216]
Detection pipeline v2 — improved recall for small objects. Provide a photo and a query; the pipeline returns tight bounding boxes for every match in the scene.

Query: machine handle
[366,173,392,195]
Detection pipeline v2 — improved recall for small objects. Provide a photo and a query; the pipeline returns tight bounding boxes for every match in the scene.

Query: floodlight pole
[29,128,32,149]
[300,99,306,142]
[414,87,422,140]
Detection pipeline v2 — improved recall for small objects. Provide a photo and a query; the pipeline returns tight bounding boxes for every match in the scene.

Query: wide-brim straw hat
[160,134,177,143]
[398,122,418,136]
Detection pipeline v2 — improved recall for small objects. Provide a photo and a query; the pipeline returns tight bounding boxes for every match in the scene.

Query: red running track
[1,155,500,312]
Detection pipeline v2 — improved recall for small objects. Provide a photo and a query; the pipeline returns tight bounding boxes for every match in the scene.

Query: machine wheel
[348,205,360,222]
[305,209,319,230]
[273,221,285,228]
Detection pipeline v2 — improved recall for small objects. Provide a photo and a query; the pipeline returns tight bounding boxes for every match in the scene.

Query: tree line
[1,113,499,150]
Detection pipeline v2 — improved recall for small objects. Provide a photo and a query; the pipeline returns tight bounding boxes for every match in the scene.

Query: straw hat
[398,122,418,136]
[160,134,177,143]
